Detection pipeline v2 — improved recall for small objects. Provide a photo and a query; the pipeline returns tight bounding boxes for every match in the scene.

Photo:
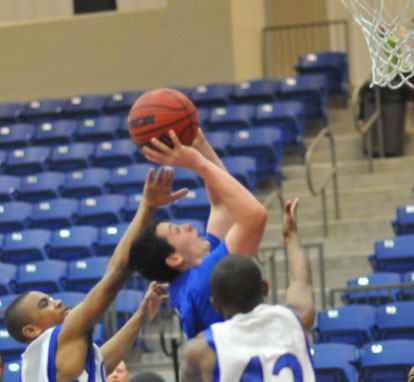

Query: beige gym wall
[0,0,235,102]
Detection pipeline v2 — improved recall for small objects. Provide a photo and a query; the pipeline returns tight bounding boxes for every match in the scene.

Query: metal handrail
[305,127,340,236]
[351,78,384,172]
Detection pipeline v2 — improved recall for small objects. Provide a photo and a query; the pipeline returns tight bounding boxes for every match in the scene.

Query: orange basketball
[128,88,199,150]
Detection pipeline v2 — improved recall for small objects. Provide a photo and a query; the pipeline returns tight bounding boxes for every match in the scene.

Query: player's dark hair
[4,291,32,344]
[129,219,180,282]
[210,255,263,313]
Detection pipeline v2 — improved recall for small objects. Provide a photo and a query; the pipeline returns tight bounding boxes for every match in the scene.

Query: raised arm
[54,168,187,381]
[283,199,315,333]
[191,128,233,239]
[100,282,168,374]
[143,131,267,257]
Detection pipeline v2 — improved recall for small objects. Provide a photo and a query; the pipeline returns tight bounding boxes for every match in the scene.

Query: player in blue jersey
[4,168,186,382]
[181,199,316,382]
[130,129,267,338]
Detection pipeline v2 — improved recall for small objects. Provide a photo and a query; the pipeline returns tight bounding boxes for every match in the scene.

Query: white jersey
[21,324,106,382]
[205,304,315,382]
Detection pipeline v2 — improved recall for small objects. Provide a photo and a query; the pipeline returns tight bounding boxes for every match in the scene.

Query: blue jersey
[169,233,228,338]
[21,324,105,382]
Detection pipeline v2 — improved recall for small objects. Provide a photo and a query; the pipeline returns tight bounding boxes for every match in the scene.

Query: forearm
[107,200,156,274]
[285,233,312,285]
[100,313,147,375]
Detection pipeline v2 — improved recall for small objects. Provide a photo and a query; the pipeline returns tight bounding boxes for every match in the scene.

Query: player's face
[23,291,69,331]
[156,222,210,267]
[106,361,130,382]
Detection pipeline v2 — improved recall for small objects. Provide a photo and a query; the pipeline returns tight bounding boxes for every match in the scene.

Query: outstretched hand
[137,281,169,323]
[282,198,299,240]
[142,130,199,168]
[143,167,188,208]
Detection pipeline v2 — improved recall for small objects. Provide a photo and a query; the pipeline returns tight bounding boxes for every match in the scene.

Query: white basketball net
[341,0,414,89]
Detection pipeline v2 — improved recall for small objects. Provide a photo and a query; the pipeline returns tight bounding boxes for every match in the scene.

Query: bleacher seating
[48,142,95,171]
[75,115,120,142]
[17,172,66,202]
[0,123,34,149]
[313,305,377,347]
[0,294,19,325]
[171,188,210,221]
[376,301,414,340]
[105,164,154,195]
[115,289,144,328]
[191,83,234,108]
[172,168,202,190]
[27,198,78,230]
[1,229,51,264]
[203,131,231,157]
[0,330,26,363]
[0,102,22,123]
[392,204,414,235]
[208,104,255,132]
[5,146,50,175]
[104,90,143,115]
[2,360,21,382]
[233,78,279,105]
[46,226,98,260]
[32,120,77,146]
[12,260,67,293]
[22,98,65,122]
[312,343,359,382]
[0,264,16,295]
[92,139,139,168]
[0,201,32,233]
[222,156,256,192]
[62,94,107,118]
[359,340,414,382]
[121,194,172,222]
[64,257,108,293]
[96,223,129,256]
[0,175,20,202]
[370,235,414,273]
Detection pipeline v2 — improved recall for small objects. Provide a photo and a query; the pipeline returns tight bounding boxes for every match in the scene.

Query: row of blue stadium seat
[0,102,302,150]
[312,340,414,382]
[0,218,206,264]
[314,301,414,348]
[392,203,414,235]
[342,271,414,305]
[0,73,330,121]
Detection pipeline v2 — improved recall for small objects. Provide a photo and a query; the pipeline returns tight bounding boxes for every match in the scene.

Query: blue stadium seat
[104,90,143,115]
[253,101,305,149]
[73,194,126,227]
[63,94,107,117]
[0,150,7,172]
[22,98,65,122]
[75,116,120,142]
[227,128,283,180]
[60,168,111,199]
[93,322,105,345]
[64,257,108,293]
[115,289,144,328]
[172,168,202,190]
[121,194,172,222]
[0,102,22,123]
[118,115,130,138]
[277,74,328,125]
[233,78,279,105]
[32,120,77,146]
[12,260,67,293]
[208,104,255,132]
[203,131,231,157]
[343,273,401,305]
[295,51,349,98]
[172,188,210,221]
[370,235,414,273]
[359,340,414,382]
[393,204,414,235]
[27,198,78,230]
[16,172,66,202]
[0,264,16,295]
[222,156,256,192]
[171,219,206,236]
[169,86,193,98]
[48,142,94,172]
[2,360,21,382]
[0,175,20,202]
[46,226,98,260]
[377,301,414,340]
[313,305,377,347]
[5,146,50,175]
[51,291,86,308]
[0,294,19,325]
[196,107,210,128]
[191,83,234,108]
[92,139,139,168]
[0,123,34,149]
[312,343,359,382]
[400,271,414,300]
[96,223,129,257]
[0,330,26,363]
[1,229,51,264]
[0,201,32,233]
[106,164,154,195]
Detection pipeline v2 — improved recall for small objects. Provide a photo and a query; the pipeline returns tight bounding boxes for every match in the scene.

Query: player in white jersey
[4,168,187,382]
[181,199,316,382]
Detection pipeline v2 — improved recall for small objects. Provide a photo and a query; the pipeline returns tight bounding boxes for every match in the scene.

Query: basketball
[128,88,199,150]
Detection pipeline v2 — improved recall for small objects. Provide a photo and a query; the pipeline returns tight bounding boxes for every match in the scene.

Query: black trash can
[359,82,407,156]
